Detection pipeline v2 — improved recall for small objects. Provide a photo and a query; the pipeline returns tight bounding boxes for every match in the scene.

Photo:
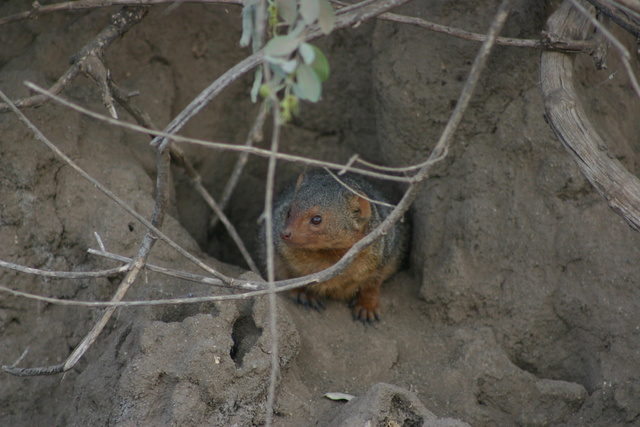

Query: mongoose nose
[281,231,292,240]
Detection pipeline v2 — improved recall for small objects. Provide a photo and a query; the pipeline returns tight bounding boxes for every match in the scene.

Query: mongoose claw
[351,305,381,325]
[290,289,325,312]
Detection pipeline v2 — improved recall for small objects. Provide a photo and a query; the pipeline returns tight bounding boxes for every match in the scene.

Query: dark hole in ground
[230,314,263,368]
[383,395,424,427]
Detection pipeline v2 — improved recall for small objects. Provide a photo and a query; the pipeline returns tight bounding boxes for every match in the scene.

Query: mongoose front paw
[351,304,381,324]
[351,286,381,324]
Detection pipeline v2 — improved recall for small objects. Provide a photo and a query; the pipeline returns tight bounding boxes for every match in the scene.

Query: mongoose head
[280,172,372,251]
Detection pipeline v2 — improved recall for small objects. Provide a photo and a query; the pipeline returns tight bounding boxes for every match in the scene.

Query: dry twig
[0,259,129,279]
[26,81,415,181]
[0,0,241,26]
[0,86,165,376]
[586,0,640,39]
[209,101,268,231]
[0,6,148,113]
[569,0,640,98]
[263,94,283,427]
[87,249,259,290]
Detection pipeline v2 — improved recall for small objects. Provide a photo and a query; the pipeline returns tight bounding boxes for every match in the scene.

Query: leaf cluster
[242,0,334,121]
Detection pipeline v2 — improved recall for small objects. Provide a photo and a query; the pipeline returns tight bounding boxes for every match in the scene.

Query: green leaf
[300,0,320,24]
[276,0,297,25]
[299,43,316,65]
[270,64,288,80]
[323,392,355,401]
[310,45,330,82]
[317,0,336,34]
[265,35,300,58]
[280,58,298,74]
[240,4,255,48]
[250,68,263,102]
[295,63,321,102]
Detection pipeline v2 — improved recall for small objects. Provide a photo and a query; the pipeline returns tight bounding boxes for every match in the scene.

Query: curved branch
[540,0,640,231]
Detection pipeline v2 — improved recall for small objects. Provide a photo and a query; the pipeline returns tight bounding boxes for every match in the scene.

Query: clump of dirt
[1,0,640,426]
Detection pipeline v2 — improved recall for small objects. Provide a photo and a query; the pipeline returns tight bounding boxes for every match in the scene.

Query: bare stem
[111,83,260,274]
[88,249,260,290]
[0,0,242,26]
[209,101,268,231]
[569,0,640,99]
[263,99,282,427]
[171,145,261,274]
[26,82,415,181]
[0,259,129,279]
[0,6,148,113]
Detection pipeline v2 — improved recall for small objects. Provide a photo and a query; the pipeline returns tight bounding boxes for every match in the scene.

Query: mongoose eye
[286,209,291,218]
[310,215,322,225]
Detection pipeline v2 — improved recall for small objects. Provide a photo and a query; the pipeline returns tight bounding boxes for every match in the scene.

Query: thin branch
[94,232,107,251]
[263,101,281,427]
[569,0,640,99]
[334,0,595,53]
[587,0,640,39]
[87,249,260,290]
[61,255,147,374]
[323,167,397,208]
[0,259,129,279]
[109,81,154,128]
[0,6,148,113]
[379,12,595,53]
[171,145,261,274]
[209,101,268,231]
[12,347,29,367]
[80,54,118,119]
[0,280,304,307]
[0,85,165,376]
[13,83,232,284]
[25,82,415,182]
[110,82,260,274]
[0,0,242,26]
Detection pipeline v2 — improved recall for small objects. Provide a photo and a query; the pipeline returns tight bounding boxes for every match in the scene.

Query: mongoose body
[261,170,408,322]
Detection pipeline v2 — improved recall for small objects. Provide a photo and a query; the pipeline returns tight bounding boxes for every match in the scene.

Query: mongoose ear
[295,173,306,191]
[349,194,371,222]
